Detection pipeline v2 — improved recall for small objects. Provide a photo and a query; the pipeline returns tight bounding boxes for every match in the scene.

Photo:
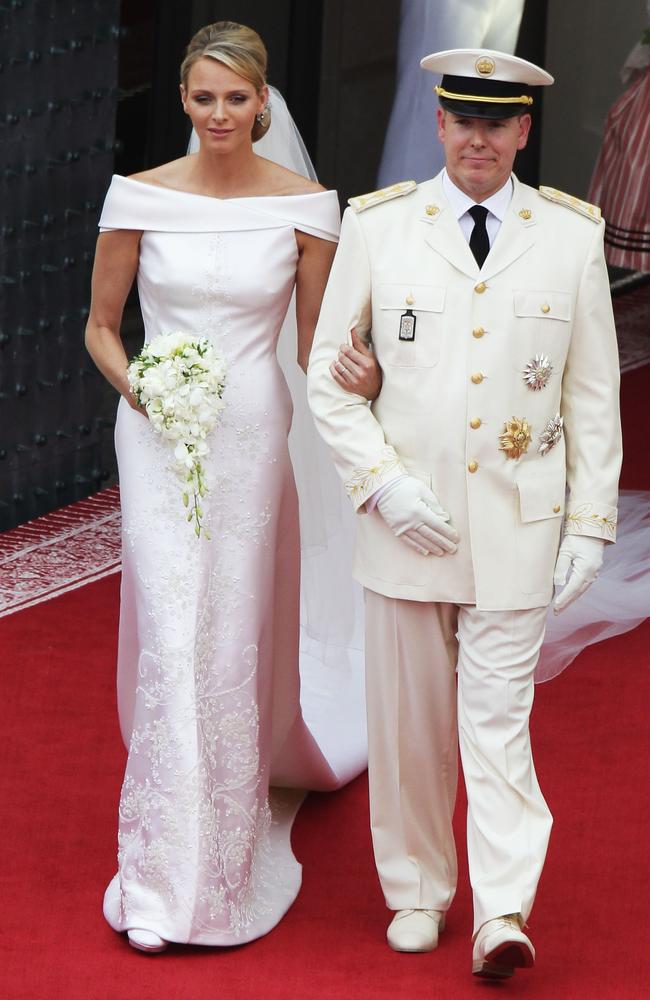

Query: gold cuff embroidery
[344,446,405,508]
[564,502,617,541]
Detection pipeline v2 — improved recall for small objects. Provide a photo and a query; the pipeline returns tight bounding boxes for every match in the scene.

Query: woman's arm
[294,230,337,374]
[295,230,381,399]
[85,229,143,410]
[330,329,382,398]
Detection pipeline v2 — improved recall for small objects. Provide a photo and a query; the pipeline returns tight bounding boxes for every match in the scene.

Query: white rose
[147,332,186,358]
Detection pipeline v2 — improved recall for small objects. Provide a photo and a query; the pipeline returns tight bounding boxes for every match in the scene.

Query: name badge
[399,309,416,342]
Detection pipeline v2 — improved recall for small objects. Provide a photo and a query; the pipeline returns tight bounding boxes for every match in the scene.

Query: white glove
[376,476,459,556]
[553,535,605,614]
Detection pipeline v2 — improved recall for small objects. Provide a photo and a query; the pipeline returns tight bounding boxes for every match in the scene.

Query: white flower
[147,331,187,358]
[128,332,228,537]
[173,441,192,468]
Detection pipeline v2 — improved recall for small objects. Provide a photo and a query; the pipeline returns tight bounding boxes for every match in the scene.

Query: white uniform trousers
[363,590,553,934]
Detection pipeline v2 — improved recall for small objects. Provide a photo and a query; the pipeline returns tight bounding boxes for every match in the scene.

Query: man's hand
[553,535,605,613]
[330,328,382,400]
[376,476,459,557]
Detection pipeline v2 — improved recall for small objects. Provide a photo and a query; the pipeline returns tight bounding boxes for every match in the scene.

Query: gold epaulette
[348,180,417,213]
[538,186,602,223]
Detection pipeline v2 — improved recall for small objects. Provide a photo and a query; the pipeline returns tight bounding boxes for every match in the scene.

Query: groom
[308,49,621,978]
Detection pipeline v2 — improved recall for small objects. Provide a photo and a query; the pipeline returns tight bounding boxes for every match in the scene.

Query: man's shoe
[387,908,446,952]
[472,914,535,978]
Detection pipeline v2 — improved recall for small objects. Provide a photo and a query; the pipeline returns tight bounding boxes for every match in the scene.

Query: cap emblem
[475,57,495,77]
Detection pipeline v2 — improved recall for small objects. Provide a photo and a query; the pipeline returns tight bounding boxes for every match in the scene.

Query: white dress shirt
[442,169,513,248]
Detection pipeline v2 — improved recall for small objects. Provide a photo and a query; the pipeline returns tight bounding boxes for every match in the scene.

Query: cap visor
[439,96,527,119]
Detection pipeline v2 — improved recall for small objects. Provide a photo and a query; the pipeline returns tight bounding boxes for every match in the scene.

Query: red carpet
[2,364,649,999]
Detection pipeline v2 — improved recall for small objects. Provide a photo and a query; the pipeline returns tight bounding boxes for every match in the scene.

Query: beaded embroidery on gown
[98,176,365,945]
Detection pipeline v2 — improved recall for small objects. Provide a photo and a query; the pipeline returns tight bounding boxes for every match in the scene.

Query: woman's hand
[85,229,142,402]
[126,390,148,418]
[330,328,382,400]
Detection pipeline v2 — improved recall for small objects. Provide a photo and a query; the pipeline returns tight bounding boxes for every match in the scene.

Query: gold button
[405,294,414,306]
[541,303,551,314]
[470,418,482,429]
[471,372,484,385]
[475,281,487,294]
[472,326,485,339]
[468,461,479,473]
[553,505,561,513]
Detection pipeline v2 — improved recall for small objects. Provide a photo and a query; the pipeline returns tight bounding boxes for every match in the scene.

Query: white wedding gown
[98,176,365,945]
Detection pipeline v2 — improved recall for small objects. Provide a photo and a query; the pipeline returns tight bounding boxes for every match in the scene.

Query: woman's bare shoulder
[256,157,326,195]
[128,157,193,188]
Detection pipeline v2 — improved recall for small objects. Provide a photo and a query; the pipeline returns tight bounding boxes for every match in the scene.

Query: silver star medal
[538,414,563,455]
[523,354,552,391]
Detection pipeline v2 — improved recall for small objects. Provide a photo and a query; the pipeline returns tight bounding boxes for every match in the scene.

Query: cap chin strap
[435,85,534,106]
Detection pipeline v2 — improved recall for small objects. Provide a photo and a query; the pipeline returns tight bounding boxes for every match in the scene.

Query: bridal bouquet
[127,333,227,538]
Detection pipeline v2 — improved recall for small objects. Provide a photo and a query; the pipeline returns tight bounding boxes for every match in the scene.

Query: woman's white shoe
[127,928,168,953]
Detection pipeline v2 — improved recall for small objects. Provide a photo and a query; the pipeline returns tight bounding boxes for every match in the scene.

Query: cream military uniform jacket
[307,173,622,611]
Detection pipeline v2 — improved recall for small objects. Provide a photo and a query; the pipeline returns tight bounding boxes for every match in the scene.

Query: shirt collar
[442,169,513,222]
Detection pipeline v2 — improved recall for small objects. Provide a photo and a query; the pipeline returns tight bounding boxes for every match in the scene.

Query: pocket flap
[517,471,566,523]
[514,290,572,321]
[379,284,446,313]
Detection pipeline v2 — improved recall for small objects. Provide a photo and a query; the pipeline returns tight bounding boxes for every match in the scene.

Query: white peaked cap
[421,48,554,86]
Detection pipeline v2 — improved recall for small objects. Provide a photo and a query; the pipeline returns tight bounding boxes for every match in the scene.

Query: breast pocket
[513,290,572,378]
[514,290,572,326]
[376,283,446,368]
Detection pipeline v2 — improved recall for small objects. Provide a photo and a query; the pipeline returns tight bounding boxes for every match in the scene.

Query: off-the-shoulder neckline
[116,175,335,203]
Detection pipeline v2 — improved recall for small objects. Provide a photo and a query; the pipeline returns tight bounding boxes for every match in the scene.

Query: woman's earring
[256,104,270,127]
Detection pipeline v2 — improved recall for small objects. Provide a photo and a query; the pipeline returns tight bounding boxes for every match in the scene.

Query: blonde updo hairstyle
[180,21,271,141]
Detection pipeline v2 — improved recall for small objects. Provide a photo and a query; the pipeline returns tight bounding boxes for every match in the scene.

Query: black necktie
[469,204,490,268]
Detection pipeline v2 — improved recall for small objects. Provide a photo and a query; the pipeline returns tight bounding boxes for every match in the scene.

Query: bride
[85,21,379,952]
